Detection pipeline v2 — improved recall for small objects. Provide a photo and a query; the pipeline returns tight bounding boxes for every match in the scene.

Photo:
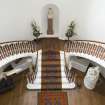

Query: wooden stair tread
[42,73,61,77]
[41,67,61,71]
[42,61,60,65]
[41,84,62,90]
[42,78,61,84]
[42,51,60,54]
[42,70,61,73]
[41,75,61,78]
[41,50,62,90]
[42,58,60,61]
[42,64,61,67]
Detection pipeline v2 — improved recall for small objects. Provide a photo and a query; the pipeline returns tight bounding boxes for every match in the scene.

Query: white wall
[0,0,105,42]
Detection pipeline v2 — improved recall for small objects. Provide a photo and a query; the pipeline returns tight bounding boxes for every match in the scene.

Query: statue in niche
[47,8,54,35]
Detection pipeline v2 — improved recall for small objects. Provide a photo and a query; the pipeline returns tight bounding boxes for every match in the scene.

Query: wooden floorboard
[0,72,37,105]
[0,38,105,105]
[0,70,105,105]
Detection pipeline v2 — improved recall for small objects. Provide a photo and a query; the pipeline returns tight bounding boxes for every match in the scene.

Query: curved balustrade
[64,51,76,86]
[1,39,105,90]
[0,40,40,89]
[1,39,105,66]
[64,40,105,85]
[0,40,37,60]
[64,40,105,60]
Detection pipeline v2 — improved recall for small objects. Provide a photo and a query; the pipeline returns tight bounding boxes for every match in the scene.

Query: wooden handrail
[1,39,105,46]
[64,39,105,45]
[0,40,31,45]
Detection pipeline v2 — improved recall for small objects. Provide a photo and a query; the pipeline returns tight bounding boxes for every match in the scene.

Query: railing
[1,39,105,84]
[64,40,105,84]
[64,49,75,84]
[0,40,39,84]
[64,40,105,60]
[0,40,37,60]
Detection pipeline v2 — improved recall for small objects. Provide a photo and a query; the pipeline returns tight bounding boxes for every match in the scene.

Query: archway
[41,4,59,36]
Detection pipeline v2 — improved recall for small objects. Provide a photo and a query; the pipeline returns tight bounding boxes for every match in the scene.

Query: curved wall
[0,0,105,42]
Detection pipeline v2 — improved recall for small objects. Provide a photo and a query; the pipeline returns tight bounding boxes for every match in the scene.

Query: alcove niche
[41,4,59,36]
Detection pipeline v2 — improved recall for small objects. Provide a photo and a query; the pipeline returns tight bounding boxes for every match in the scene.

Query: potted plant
[65,21,76,41]
[31,20,42,41]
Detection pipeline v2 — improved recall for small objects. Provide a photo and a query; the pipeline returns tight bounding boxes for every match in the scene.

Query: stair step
[35,76,68,78]
[42,64,61,67]
[41,84,62,90]
[41,67,61,71]
[34,73,68,78]
[42,70,61,73]
[42,51,59,54]
[42,53,60,56]
[41,82,61,84]
[42,61,60,65]
[42,57,60,60]
[42,58,60,61]
[37,64,65,66]
[42,79,61,83]
[41,75,61,78]
[42,72,61,77]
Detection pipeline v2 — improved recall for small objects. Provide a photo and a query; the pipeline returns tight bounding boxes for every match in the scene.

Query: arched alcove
[41,4,59,36]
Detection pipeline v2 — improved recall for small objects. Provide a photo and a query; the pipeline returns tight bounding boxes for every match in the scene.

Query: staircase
[26,50,76,90]
[41,50,62,90]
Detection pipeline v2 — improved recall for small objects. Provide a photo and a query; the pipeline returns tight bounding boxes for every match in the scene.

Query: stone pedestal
[84,66,100,90]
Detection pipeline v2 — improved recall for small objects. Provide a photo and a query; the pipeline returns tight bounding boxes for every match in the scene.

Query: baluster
[100,48,105,59]
[92,44,95,56]
[99,47,104,59]
[80,42,82,53]
[75,41,78,53]
[88,43,92,55]
[97,46,102,58]
[94,45,98,57]
[87,43,90,55]
[103,50,105,60]
[81,42,84,53]
[13,43,16,54]
[91,44,95,56]
[83,42,86,54]
[15,43,18,54]
[77,41,81,53]
[24,42,27,53]
[21,42,24,53]
[83,42,87,54]
[0,46,3,60]
[9,44,12,55]
[96,45,99,57]
[3,45,6,58]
